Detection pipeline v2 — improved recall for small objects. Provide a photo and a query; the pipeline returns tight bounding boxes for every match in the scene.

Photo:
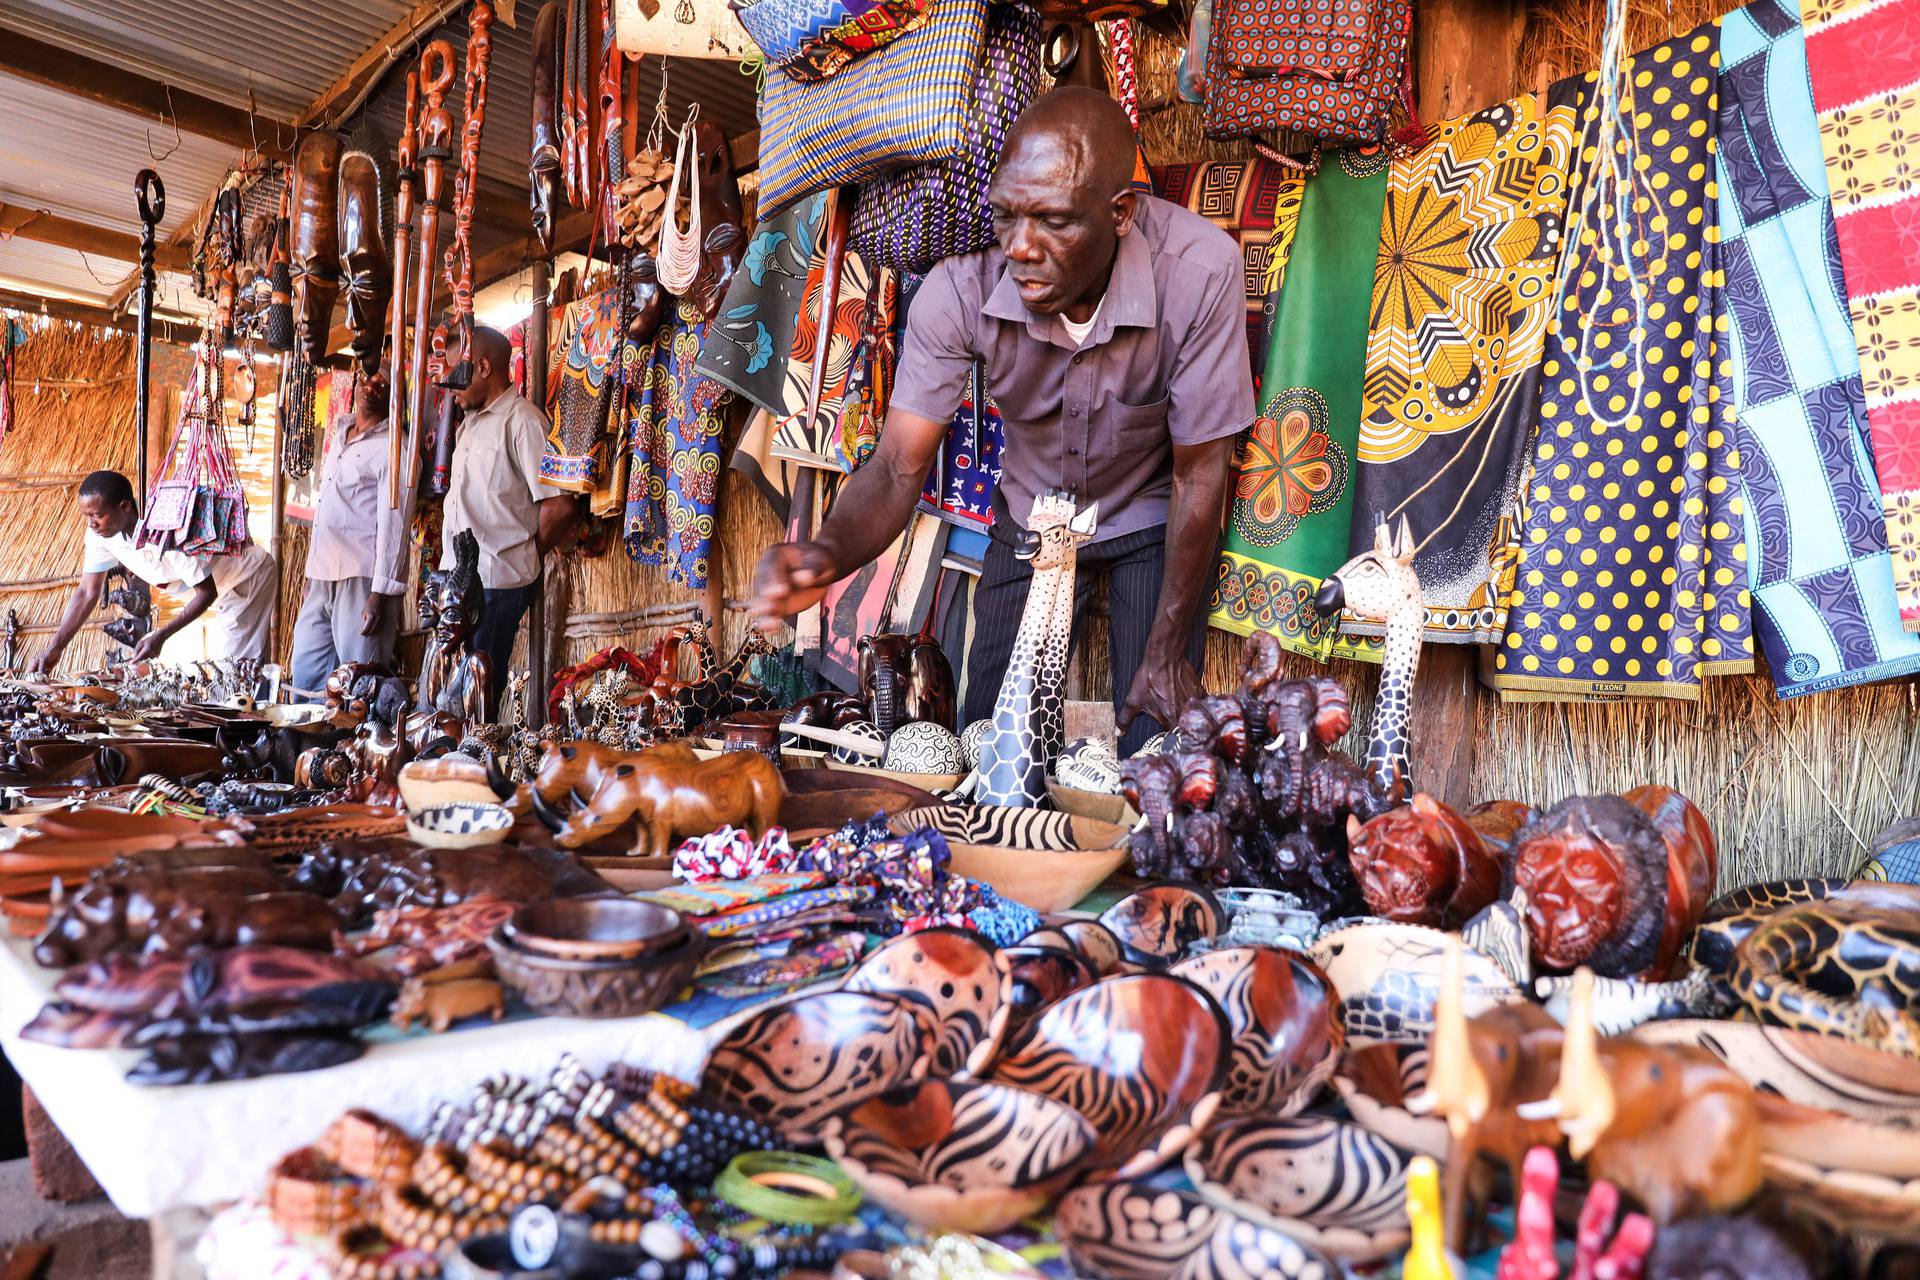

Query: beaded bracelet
[712,1153,860,1226]
[329,1224,436,1280]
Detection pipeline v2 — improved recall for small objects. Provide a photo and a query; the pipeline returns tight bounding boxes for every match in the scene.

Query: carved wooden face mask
[337,151,393,375]
[290,132,344,365]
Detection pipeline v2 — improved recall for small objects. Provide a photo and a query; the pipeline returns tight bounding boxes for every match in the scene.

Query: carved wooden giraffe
[1314,516,1424,805]
[969,489,1099,807]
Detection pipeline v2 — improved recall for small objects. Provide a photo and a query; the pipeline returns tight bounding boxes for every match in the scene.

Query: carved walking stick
[133,169,164,506]
[389,70,420,508]
[441,0,495,391]
[407,41,457,487]
[531,1,563,252]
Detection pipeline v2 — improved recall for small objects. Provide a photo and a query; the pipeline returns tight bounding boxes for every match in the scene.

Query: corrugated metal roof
[0,0,427,117]
[0,237,200,313]
[0,70,239,240]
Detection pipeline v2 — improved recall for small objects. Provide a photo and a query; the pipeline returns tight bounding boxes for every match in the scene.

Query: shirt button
[1071,354,1083,365]
[1068,405,1081,418]
[1067,446,1081,455]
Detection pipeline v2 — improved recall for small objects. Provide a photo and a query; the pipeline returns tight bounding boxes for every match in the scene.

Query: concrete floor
[0,1159,151,1279]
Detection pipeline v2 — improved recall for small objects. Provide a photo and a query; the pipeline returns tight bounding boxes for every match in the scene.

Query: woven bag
[848,0,1044,273]
[756,0,989,219]
[734,0,937,82]
[1200,0,1411,144]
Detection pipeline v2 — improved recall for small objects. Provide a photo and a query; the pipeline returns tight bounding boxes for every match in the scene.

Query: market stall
[0,0,1918,1275]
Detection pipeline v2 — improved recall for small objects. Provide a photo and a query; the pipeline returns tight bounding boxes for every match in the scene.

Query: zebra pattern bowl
[406,801,516,849]
[843,927,999,1078]
[1170,946,1343,1117]
[822,1079,1096,1234]
[1056,1181,1339,1280]
[1183,1116,1415,1262]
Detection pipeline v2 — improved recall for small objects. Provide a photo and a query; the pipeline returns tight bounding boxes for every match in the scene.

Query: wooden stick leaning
[389,70,420,509]
[406,41,457,498]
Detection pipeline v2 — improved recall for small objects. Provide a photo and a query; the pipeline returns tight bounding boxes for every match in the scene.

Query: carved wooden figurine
[969,489,1098,807]
[530,1,562,252]
[530,738,697,811]
[391,974,505,1033]
[410,530,492,744]
[439,0,495,390]
[1312,515,1423,807]
[406,41,457,475]
[1348,793,1506,930]
[537,748,785,857]
[857,630,956,736]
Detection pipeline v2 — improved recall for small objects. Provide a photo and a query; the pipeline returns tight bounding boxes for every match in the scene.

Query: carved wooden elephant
[857,632,956,736]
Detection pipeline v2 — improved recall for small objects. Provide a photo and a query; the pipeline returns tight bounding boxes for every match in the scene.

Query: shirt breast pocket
[1099,394,1171,457]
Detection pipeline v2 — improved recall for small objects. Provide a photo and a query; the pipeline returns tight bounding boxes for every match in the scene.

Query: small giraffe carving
[1314,516,1424,806]
[969,489,1099,807]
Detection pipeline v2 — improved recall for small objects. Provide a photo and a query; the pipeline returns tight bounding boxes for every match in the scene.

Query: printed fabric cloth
[1209,148,1390,659]
[540,288,624,494]
[1351,85,1582,646]
[1718,0,1920,695]
[917,361,1006,529]
[698,192,831,414]
[1150,157,1309,376]
[1494,36,1756,701]
[1801,0,1920,629]
[769,244,897,473]
[622,302,732,590]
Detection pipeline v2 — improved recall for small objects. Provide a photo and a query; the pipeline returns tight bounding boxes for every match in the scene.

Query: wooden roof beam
[0,28,292,159]
[296,0,476,129]
[0,205,193,274]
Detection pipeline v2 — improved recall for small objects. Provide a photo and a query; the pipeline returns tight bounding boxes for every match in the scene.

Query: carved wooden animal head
[1014,489,1098,572]
[1314,515,1420,624]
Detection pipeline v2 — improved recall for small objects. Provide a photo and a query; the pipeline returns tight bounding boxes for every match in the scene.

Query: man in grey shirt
[752,87,1254,751]
[290,356,413,695]
[442,326,577,701]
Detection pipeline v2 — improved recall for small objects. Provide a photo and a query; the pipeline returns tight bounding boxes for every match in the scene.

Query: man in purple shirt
[753,87,1254,751]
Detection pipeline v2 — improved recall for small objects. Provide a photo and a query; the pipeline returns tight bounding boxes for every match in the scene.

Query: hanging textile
[1208,147,1389,658]
[1495,34,1755,701]
[1349,86,1581,647]
[1801,0,1920,630]
[769,247,896,473]
[699,192,832,415]
[805,507,948,689]
[540,287,624,493]
[918,362,1006,530]
[1150,157,1308,375]
[1717,0,1920,695]
[622,301,732,590]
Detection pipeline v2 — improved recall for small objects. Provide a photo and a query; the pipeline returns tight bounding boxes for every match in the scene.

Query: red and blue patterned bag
[1200,0,1411,145]
[733,0,938,83]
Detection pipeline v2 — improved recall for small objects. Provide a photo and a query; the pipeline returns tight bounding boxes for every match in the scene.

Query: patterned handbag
[1200,0,1411,144]
[1028,0,1168,20]
[756,0,989,218]
[733,0,937,83]
[848,0,1044,272]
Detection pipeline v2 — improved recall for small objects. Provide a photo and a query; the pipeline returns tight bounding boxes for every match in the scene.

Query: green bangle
[713,1152,861,1226]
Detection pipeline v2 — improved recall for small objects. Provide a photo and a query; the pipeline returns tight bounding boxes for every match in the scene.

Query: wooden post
[526,256,551,729]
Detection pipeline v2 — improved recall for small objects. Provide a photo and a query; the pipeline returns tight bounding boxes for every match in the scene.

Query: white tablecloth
[0,936,715,1217]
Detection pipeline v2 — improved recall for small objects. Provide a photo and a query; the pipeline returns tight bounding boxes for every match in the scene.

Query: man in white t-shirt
[30,470,277,673]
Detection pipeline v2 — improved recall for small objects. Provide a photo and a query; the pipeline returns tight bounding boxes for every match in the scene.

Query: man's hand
[361,591,395,638]
[130,630,166,662]
[1118,647,1204,735]
[28,649,54,677]
[750,542,839,634]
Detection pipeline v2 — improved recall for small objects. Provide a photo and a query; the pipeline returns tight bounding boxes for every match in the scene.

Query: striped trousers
[962,514,1209,757]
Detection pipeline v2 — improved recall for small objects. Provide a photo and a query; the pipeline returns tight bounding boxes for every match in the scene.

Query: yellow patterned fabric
[1494,32,1756,701]
[1349,88,1580,646]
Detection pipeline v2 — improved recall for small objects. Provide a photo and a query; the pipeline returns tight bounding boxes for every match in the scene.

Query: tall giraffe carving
[969,489,1099,807]
[1314,516,1424,806]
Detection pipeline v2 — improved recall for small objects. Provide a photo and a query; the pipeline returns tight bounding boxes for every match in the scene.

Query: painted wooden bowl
[1169,946,1343,1117]
[1059,920,1127,976]
[502,897,690,963]
[1632,1019,1920,1126]
[1100,883,1226,969]
[842,926,999,1078]
[703,991,930,1139]
[487,926,705,1020]
[1762,1150,1920,1240]
[1184,1116,1414,1262]
[406,801,515,850]
[1330,1044,1448,1160]
[1308,920,1524,1046]
[964,944,1100,1077]
[398,755,502,811]
[985,973,1229,1177]
[821,1078,1097,1233]
[1055,1182,1340,1280]
[892,805,1132,914]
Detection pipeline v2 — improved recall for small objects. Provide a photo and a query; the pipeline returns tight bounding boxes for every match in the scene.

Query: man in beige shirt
[290,357,414,695]
[443,326,576,700]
